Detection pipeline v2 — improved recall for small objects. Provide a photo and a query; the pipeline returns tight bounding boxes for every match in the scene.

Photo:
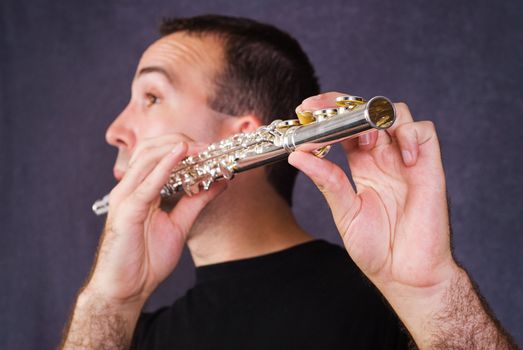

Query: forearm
[386,266,517,349]
[60,288,144,350]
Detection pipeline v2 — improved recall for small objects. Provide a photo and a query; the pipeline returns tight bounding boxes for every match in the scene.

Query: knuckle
[394,123,422,146]
[113,198,132,217]
[139,177,156,193]
[395,122,413,136]
[130,188,150,204]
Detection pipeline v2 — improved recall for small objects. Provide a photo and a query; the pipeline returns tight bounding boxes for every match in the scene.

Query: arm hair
[429,269,518,349]
[59,292,135,350]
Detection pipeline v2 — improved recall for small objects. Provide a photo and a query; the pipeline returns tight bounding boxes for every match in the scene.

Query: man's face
[106,32,227,181]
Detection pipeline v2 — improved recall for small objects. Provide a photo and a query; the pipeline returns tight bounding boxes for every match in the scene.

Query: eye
[145,93,160,107]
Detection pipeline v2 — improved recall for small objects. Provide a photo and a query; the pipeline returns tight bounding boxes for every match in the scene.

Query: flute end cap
[92,195,109,216]
[367,96,395,129]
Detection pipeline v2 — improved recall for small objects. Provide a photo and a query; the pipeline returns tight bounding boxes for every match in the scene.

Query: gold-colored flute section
[92,95,395,215]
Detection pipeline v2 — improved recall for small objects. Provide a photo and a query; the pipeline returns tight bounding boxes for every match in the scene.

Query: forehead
[137,32,224,86]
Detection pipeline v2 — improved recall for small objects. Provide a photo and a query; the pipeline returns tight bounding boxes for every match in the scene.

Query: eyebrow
[136,66,175,84]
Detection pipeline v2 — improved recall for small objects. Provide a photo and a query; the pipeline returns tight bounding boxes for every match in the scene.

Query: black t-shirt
[132,240,411,349]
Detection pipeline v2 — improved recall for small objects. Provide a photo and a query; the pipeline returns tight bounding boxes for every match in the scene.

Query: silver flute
[92,95,396,215]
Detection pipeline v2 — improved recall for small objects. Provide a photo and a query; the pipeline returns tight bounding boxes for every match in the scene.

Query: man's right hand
[84,135,226,306]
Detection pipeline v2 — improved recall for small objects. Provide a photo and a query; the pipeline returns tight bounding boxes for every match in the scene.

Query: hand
[85,134,226,306]
[289,92,458,294]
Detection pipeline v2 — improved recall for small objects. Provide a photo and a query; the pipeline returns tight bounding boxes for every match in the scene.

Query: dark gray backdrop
[2,0,522,349]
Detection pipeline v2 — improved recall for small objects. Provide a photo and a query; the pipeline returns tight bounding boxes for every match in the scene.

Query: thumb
[288,151,361,230]
[168,181,227,236]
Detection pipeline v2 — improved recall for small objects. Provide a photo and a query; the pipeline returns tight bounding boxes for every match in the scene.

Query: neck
[186,173,313,266]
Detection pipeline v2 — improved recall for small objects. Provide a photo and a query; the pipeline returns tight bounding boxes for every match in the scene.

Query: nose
[105,104,136,150]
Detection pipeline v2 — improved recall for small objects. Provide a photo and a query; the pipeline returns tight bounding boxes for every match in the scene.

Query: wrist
[376,257,462,301]
[379,263,468,348]
[83,268,155,307]
[382,262,464,311]
[62,287,145,349]
[75,286,145,336]
[78,284,147,317]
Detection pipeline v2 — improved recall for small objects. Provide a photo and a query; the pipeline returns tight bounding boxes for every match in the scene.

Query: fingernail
[402,150,413,164]
[359,133,371,146]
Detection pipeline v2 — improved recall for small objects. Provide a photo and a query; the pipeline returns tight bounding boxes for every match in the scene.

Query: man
[61,15,516,349]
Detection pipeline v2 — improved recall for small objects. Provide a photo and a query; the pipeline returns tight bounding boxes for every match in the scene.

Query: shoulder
[298,239,367,283]
[274,240,388,312]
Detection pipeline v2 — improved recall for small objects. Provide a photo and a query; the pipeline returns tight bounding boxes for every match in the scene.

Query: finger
[186,142,211,156]
[295,91,347,113]
[127,142,188,206]
[114,143,184,200]
[373,102,414,148]
[117,140,210,201]
[340,129,380,153]
[288,150,361,230]
[395,120,439,167]
[129,133,203,166]
[168,181,227,235]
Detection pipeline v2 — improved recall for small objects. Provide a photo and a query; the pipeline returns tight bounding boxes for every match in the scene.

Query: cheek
[166,104,224,143]
[135,112,222,144]
[135,117,178,140]
[187,120,223,144]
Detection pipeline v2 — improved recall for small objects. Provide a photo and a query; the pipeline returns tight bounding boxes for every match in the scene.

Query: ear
[220,114,263,136]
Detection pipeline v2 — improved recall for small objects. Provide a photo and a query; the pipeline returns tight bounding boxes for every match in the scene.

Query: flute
[92,95,396,215]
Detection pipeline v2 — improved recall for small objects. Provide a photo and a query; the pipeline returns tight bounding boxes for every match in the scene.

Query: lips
[113,167,125,181]
[113,149,130,181]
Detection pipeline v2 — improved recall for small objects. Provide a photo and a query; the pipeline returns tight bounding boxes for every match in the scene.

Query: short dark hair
[160,15,320,206]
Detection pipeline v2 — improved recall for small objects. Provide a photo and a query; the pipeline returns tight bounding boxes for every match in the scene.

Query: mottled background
[2,0,522,348]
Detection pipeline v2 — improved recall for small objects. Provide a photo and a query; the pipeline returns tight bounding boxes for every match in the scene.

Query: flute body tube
[92,96,396,216]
